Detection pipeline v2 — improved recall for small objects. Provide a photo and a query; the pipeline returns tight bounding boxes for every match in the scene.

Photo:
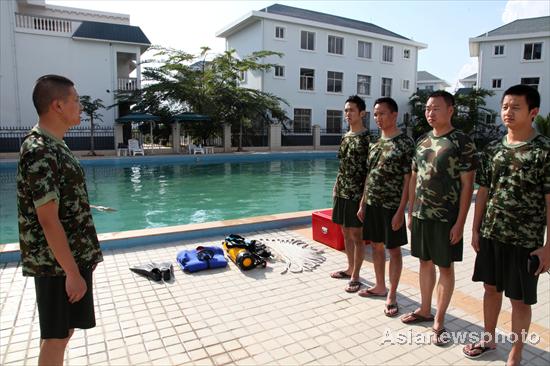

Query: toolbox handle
[321,226,328,234]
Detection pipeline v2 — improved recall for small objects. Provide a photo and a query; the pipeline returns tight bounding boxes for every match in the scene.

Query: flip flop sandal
[400,311,434,324]
[462,343,496,359]
[384,303,399,317]
[345,280,362,293]
[358,288,388,298]
[330,270,351,279]
[432,327,451,347]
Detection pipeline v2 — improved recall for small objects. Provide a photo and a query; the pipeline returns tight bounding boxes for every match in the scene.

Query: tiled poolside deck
[1,206,549,365]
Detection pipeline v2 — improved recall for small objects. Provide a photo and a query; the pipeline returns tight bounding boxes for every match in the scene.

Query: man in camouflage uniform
[357,97,414,317]
[17,75,103,366]
[330,95,370,293]
[401,91,477,347]
[463,85,549,366]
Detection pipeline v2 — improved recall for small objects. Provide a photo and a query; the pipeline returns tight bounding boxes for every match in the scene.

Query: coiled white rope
[257,238,326,274]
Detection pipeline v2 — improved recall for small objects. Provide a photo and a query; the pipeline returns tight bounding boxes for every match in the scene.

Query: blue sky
[49,0,549,90]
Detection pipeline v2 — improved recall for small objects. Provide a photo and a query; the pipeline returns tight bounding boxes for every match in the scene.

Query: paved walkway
[1,206,549,365]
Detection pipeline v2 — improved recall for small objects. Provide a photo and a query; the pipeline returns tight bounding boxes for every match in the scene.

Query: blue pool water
[0,154,338,244]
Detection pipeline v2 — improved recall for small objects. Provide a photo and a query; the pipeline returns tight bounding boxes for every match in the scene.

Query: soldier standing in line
[463,85,550,366]
[401,91,477,347]
[17,75,103,366]
[330,95,370,293]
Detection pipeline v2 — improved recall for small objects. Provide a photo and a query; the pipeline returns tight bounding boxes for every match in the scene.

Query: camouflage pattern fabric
[412,129,477,222]
[477,134,550,249]
[363,133,415,209]
[17,126,103,276]
[334,130,369,201]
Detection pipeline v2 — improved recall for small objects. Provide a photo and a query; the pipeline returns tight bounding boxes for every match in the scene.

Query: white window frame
[403,48,411,59]
[401,79,410,91]
[382,45,394,63]
[299,67,315,91]
[326,110,343,134]
[520,76,540,90]
[326,71,344,94]
[328,35,344,55]
[300,30,316,51]
[293,108,312,133]
[493,44,505,57]
[381,77,392,97]
[274,26,286,40]
[356,74,371,96]
[238,70,247,84]
[491,78,502,89]
[522,42,543,61]
[274,65,285,79]
[357,40,372,59]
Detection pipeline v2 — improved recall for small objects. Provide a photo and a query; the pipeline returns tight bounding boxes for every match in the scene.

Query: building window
[301,31,315,51]
[358,41,372,59]
[382,45,393,62]
[521,77,540,90]
[327,71,343,93]
[402,79,410,90]
[523,43,542,60]
[494,45,504,55]
[403,49,411,59]
[293,108,312,132]
[357,74,371,95]
[425,85,434,91]
[274,65,285,78]
[299,68,315,90]
[381,77,392,97]
[328,35,344,55]
[275,26,285,39]
[326,110,342,133]
[238,70,246,83]
[492,79,502,89]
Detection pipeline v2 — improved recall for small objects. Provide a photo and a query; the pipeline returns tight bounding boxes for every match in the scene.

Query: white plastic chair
[190,143,205,154]
[128,139,145,156]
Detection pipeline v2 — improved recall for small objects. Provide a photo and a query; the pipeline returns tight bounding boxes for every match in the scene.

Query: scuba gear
[222,234,271,270]
[177,246,228,273]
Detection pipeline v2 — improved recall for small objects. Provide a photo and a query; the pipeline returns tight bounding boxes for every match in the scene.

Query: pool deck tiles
[0,203,549,365]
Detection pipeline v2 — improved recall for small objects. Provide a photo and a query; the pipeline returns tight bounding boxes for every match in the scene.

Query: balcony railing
[15,13,72,33]
[117,78,138,91]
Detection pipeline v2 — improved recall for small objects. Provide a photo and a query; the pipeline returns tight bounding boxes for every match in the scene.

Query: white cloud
[502,0,550,23]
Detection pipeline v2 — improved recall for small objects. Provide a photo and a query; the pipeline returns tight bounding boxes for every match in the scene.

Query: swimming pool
[0,153,338,244]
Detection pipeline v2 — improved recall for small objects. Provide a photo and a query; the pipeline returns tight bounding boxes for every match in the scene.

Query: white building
[216,3,427,133]
[459,73,477,88]
[416,71,450,92]
[469,16,550,118]
[0,0,150,130]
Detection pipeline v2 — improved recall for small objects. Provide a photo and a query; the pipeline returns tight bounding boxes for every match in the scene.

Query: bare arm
[471,186,489,252]
[392,173,411,231]
[531,194,550,275]
[36,200,86,303]
[449,170,475,245]
[407,171,417,230]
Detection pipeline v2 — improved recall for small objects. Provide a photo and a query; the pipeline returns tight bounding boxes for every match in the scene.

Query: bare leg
[39,329,73,366]
[433,264,455,331]
[507,299,531,366]
[339,225,353,275]
[368,242,387,294]
[418,259,436,317]
[483,284,502,347]
[345,227,365,281]
[387,247,403,305]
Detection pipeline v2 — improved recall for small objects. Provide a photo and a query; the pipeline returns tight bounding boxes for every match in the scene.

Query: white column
[269,124,282,151]
[223,123,232,152]
[313,124,321,150]
[172,123,181,153]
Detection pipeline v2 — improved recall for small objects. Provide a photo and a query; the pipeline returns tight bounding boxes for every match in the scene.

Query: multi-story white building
[459,73,477,89]
[416,71,450,92]
[216,4,426,133]
[1,0,150,130]
[469,16,550,119]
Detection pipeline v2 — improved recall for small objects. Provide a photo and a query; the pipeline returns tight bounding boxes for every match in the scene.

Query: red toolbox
[312,209,345,250]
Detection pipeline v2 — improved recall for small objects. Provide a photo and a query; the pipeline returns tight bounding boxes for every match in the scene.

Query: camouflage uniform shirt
[334,130,369,201]
[17,126,103,276]
[363,133,415,210]
[477,133,550,249]
[412,129,477,222]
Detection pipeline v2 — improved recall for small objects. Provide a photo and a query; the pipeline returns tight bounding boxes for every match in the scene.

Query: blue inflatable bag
[176,246,227,273]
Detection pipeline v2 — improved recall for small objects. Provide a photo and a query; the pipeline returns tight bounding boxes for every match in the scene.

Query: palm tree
[80,96,105,155]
